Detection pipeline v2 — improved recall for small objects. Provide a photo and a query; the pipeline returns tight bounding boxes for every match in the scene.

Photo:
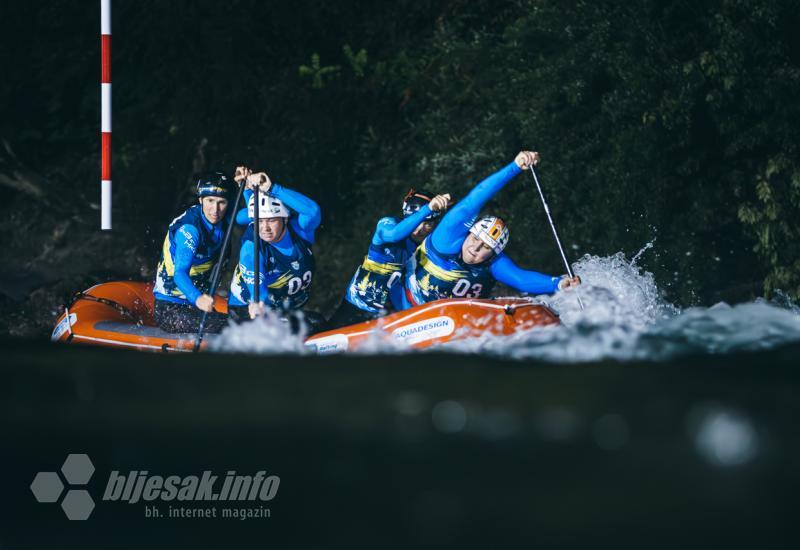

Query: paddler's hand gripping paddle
[193,178,247,352]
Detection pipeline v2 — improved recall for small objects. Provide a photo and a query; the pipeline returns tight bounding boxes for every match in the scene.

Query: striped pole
[101,0,112,230]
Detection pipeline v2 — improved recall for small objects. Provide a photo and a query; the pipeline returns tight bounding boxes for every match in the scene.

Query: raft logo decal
[392,316,455,345]
[31,454,96,520]
[51,313,77,341]
[306,333,349,354]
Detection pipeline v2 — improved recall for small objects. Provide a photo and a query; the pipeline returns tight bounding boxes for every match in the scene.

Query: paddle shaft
[193,179,246,352]
[528,166,585,310]
[253,184,260,303]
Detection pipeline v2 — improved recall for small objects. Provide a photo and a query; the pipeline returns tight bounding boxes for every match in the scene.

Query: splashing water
[445,250,800,362]
[210,245,800,361]
[209,310,310,355]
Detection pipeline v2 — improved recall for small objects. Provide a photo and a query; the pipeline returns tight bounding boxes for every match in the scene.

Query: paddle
[253,180,261,307]
[528,165,585,310]
[192,177,246,352]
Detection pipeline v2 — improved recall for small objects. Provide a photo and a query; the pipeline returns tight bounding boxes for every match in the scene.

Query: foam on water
[209,310,310,354]
[210,245,800,361]
[444,249,800,362]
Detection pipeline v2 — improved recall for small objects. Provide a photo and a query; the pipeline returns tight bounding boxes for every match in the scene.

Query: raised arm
[373,205,432,245]
[236,183,321,243]
[236,169,321,241]
[270,184,321,242]
[431,151,539,255]
[489,253,561,295]
[235,188,253,225]
[233,166,253,226]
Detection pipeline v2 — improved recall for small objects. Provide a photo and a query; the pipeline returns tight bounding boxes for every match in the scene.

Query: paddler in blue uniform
[327,188,451,328]
[153,168,251,333]
[228,171,325,332]
[400,151,581,309]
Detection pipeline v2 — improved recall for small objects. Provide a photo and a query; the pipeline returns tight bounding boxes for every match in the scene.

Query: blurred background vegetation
[1,0,799,335]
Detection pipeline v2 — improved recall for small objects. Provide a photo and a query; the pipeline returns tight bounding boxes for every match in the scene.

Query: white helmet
[248,193,290,219]
[469,216,509,254]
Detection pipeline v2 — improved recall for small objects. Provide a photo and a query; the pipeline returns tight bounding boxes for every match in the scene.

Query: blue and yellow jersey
[403,237,496,306]
[153,205,227,305]
[345,224,417,313]
[344,205,436,314]
[229,224,315,311]
[399,160,562,309]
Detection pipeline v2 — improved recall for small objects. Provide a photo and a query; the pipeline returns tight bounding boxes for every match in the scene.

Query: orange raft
[51,281,560,353]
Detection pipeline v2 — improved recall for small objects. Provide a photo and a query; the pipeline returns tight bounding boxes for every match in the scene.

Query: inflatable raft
[51,281,560,353]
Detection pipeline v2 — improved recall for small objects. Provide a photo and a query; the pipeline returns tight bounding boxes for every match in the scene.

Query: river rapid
[211,245,800,362]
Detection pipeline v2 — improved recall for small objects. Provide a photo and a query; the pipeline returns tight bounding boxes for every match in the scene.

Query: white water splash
[443,250,800,362]
[210,246,800,361]
[209,310,310,354]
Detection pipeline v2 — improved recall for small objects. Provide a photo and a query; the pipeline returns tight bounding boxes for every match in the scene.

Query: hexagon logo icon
[30,472,65,503]
[30,454,96,520]
[61,489,95,521]
[61,454,95,485]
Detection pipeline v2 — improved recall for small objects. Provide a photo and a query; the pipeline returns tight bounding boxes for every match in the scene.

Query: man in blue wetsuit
[228,171,325,333]
[153,169,250,333]
[401,151,581,309]
[327,188,451,329]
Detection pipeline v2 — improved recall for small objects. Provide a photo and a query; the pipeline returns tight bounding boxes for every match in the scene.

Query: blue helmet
[402,188,441,220]
[196,172,231,198]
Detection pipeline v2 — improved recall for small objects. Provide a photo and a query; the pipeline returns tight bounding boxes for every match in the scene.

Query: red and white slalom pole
[101,0,112,230]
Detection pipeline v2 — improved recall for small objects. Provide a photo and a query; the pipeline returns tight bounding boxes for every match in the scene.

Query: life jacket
[153,205,227,304]
[345,218,417,313]
[404,237,496,306]
[229,224,315,311]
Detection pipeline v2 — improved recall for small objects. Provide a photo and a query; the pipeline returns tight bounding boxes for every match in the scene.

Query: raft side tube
[53,282,560,353]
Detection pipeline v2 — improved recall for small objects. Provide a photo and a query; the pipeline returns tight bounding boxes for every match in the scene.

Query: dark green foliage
[1,0,798,321]
[350,0,800,303]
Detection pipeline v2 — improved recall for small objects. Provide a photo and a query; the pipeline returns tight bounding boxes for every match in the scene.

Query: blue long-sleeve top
[229,223,315,310]
[170,206,244,305]
[344,204,435,313]
[431,161,521,254]
[227,183,320,309]
[489,254,561,294]
[400,160,560,308]
[168,183,320,306]
[374,204,433,246]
